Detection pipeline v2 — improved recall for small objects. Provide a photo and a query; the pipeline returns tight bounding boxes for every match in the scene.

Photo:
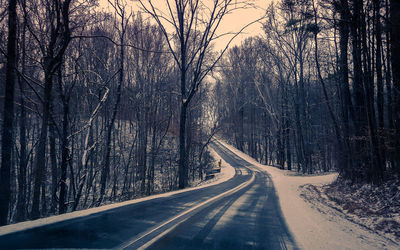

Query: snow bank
[218,140,399,250]
[0,149,235,237]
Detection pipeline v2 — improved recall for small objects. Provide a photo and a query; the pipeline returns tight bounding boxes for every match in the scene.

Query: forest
[216,0,400,184]
[217,0,400,183]
[0,0,399,227]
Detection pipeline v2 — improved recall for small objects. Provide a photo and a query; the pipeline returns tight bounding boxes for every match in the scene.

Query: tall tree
[15,13,28,221]
[335,0,354,179]
[98,0,131,205]
[0,0,18,226]
[30,0,73,219]
[138,0,261,188]
[391,0,400,172]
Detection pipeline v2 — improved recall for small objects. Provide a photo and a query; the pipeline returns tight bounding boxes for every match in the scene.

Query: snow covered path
[219,140,400,250]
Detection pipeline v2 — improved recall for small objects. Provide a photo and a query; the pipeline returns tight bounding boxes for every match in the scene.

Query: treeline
[216,0,400,182]
[0,0,217,225]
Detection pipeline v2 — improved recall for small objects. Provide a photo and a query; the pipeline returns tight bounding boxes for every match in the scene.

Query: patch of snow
[218,140,399,250]
[314,177,400,244]
[0,150,235,237]
[191,147,236,187]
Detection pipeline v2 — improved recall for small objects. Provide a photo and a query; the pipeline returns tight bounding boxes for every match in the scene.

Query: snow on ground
[204,146,236,183]
[192,146,236,187]
[307,178,400,244]
[0,148,235,237]
[218,140,400,250]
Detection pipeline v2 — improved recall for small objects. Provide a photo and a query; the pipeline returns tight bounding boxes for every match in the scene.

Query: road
[0,141,297,249]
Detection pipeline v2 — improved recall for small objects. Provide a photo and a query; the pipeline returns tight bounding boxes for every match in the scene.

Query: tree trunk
[0,0,18,225]
[59,99,69,214]
[138,114,148,195]
[16,20,27,222]
[285,124,291,170]
[99,39,124,204]
[338,0,354,178]
[374,0,384,129]
[385,0,394,130]
[49,124,58,214]
[178,102,188,189]
[359,0,383,183]
[31,72,53,220]
[349,0,369,181]
[390,0,400,172]
[147,127,157,195]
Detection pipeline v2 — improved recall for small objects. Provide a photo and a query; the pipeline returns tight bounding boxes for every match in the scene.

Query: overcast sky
[98,0,272,51]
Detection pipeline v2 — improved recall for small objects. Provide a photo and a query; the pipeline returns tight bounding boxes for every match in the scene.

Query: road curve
[0,141,297,249]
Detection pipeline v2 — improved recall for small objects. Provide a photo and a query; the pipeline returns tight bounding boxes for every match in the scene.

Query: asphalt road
[0,141,297,249]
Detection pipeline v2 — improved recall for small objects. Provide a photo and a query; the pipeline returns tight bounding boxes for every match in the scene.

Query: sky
[98,0,273,51]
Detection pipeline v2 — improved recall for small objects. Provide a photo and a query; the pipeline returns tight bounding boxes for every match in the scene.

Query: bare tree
[98,0,132,205]
[0,0,17,225]
[28,0,73,220]
[391,0,400,173]
[138,0,261,188]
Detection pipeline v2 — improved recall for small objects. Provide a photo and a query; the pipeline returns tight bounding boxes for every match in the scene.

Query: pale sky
[98,0,272,51]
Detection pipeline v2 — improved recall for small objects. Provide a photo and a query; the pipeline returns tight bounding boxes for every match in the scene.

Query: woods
[0,0,399,227]
[216,0,399,182]
[0,0,247,225]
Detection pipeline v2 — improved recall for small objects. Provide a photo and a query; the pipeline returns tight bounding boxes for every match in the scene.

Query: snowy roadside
[218,140,400,250]
[0,147,235,237]
[191,146,236,187]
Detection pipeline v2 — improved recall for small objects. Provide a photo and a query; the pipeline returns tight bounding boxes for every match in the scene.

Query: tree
[98,0,131,205]
[28,0,73,220]
[0,0,17,226]
[0,0,221,226]
[15,3,28,221]
[138,0,261,188]
[391,0,400,173]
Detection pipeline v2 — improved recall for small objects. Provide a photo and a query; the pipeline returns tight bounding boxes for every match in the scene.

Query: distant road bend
[0,141,297,249]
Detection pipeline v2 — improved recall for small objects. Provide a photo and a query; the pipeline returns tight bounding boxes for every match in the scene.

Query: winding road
[0,141,297,249]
